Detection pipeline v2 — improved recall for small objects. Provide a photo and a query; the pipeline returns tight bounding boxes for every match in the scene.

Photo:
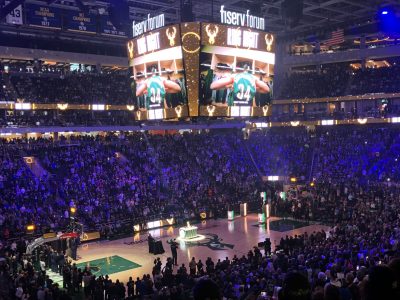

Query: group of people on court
[147,233,178,265]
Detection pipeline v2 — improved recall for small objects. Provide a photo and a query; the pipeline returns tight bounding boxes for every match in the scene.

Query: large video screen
[128,25,189,120]
[199,23,274,117]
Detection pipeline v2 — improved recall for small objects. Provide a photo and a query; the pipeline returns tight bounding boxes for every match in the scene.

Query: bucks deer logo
[207,105,216,116]
[262,105,270,116]
[166,27,177,47]
[265,34,274,52]
[127,41,134,59]
[57,103,68,110]
[206,24,219,45]
[175,105,183,118]
[167,233,234,251]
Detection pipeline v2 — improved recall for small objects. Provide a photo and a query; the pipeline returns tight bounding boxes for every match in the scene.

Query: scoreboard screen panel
[199,23,274,117]
[127,25,189,120]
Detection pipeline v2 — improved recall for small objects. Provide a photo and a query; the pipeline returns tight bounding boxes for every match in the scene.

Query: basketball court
[72,215,330,283]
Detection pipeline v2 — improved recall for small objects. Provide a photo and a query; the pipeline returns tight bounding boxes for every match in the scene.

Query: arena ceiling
[127,0,400,36]
[1,0,399,39]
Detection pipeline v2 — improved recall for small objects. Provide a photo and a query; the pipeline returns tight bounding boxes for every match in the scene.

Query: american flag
[324,29,345,46]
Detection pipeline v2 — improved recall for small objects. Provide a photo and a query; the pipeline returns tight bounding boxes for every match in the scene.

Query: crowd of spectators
[2,58,400,108]
[280,64,349,99]
[0,125,400,299]
[1,126,400,236]
[279,62,400,100]
[10,72,133,105]
[0,110,136,128]
[0,130,262,237]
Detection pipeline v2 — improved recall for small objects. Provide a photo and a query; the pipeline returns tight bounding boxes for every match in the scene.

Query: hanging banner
[100,15,127,37]
[5,1,23,25]
[66,10,96,33]
[26,4,62,29]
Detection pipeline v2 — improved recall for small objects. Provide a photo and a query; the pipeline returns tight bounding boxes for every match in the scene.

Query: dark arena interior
[1,0,400,299]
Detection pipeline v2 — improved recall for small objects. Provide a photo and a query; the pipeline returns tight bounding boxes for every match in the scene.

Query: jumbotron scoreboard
[127,6,275,120]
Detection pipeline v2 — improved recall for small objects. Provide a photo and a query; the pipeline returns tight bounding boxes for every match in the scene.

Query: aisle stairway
[23,156,49,179]
[1,72,18,101]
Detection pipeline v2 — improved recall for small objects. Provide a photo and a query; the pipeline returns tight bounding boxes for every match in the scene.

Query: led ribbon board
[220,5,265,30]
[132,14,165,38]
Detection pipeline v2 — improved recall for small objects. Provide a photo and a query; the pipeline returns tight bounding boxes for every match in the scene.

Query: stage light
[266,204,270,219]
[379,7,399,33]
[258,213,266,223]
[70,207,77,214]
[27,224,35,231]
[290,177,297,183]
[310,182,315,187]
[227,210,235,221]
[24,157,33,164]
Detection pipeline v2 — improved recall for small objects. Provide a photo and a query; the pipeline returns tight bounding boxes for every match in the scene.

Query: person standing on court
[189,257,197,275]
[170,239,178,266]
[127,277,134,298]
[148,233,154,254]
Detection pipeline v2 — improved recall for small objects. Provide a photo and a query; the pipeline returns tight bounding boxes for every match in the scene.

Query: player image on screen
[209,63,270,106]
[198,24,274,117]
[128,25,189,119]
[136,68,182,110]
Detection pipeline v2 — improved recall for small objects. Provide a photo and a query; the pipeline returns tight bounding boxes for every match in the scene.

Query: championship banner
[26,4,62,29]
[100,15,127,37]
[66,10,96,33]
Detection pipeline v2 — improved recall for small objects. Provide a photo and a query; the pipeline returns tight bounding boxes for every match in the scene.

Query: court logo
[206,24,219,45]
[168,233,234,251]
